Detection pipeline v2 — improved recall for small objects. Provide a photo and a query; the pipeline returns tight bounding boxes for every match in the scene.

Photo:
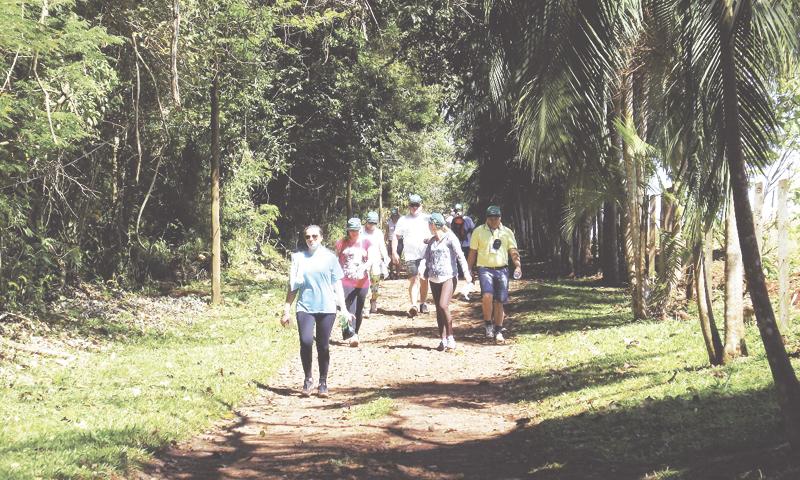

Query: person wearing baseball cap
[467,205,522,343]
[334,217,374,347]
[422,212,472,351]
[391,193,432,317]
[360,211,389,317]
[450,202,475,284]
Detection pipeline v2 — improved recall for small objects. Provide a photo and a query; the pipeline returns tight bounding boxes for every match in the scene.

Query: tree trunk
[579,214,592,275]
[720,0,800,449]
[602,202,619,285]
[346,163,353,219]
[171,0,181,106]
[647,195,657,279]
[695,241,723,365]
[619,80,646,319]
[723,195,747,362]
[378,159,383,226]
[210,71,222,305]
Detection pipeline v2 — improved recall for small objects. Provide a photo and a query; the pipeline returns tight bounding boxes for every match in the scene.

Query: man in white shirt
[391,193,431,317]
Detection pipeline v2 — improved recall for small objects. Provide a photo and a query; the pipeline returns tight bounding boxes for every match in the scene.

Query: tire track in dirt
[138,279,533,479]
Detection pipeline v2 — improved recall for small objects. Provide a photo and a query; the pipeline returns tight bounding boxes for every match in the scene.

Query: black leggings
[430,277,457,337]
[296,312,335,381]
[344,286,369,333]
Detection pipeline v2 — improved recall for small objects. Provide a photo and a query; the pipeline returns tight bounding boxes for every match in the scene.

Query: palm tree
[717,0,800,447]
[484,0,800,448]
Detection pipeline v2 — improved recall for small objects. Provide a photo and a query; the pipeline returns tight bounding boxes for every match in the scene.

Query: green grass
[348,396,396,422]
[0,275,295,479]
[511,280,800,479]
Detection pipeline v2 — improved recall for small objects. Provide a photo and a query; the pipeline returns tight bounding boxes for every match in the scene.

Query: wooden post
[777,179,791,332]
[753,181,764,253]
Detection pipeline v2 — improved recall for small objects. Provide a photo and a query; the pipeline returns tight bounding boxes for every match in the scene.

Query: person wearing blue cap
[450,203,475,284]
[360,211,389,316]
[281,225,354,397]
[391,193,432,317]
[422,212,472,351]
[467,205,522,343]
[335,217,375,347]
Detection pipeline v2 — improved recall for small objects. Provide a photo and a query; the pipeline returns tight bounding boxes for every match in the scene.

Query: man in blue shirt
[449,203,475,280]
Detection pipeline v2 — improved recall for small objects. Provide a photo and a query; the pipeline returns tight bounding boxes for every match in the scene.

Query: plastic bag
[338,311,355,340]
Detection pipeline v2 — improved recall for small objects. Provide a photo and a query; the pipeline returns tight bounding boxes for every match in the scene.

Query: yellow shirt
[470,224,518,268]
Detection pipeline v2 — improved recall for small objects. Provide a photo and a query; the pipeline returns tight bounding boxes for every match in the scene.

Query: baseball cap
[346,217,362,230]
[428,212,446,227]
[408,194,422,204]
[454,203,463,211]
[486,205,502,216]
[366,211,379,224]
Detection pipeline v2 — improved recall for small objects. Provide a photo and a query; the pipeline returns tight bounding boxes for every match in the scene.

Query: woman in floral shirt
[335,217,373,347]
[422,212,472,351]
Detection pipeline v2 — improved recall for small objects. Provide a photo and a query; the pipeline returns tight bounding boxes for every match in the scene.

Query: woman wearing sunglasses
[281,225,353,398]
[335,217,374,347]
[422,212,472,351]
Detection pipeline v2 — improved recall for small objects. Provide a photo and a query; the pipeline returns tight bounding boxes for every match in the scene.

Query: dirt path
[138,279,534,479]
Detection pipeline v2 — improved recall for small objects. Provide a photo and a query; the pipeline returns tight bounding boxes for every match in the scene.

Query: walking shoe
[317,381,329,398]
[369,300,378,314]
[436,340,445,351]
[484,323,494,338]
[363,309,370,319]
[419,303,429,314]
[494,329,505,343]
[301,378,313,397]
[446,336,456,351]
[349,333,360,347]
[408,305,418,317]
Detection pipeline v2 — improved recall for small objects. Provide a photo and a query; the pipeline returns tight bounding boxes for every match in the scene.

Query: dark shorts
[478,266,509,303]
[406,258,423,276]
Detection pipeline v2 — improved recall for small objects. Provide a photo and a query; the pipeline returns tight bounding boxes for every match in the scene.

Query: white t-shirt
[360,227,388,275]
[394,212,431,261]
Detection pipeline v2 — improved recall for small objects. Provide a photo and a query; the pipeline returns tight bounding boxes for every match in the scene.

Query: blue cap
[429,212,446,227]
[454,203,463,211]
[346,217,362,230]
[366,211,379,224]
[391,207,399,215]
[408,194,422,204]
[486,205,502,216]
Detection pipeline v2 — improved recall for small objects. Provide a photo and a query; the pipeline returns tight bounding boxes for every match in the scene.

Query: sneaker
[362,309,370,319]
[369,300,378,314]
[408,305,418,317]
[317,381,329,398]
[349,333,360,347]
[419,303,429,314]
[494,329,505,343]
[446,336,456,351]
[436,340,445,351]
[301,378,313,397]
[484,323,494,338]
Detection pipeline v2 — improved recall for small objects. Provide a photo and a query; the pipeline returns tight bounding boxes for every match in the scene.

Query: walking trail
[138,279,536,479]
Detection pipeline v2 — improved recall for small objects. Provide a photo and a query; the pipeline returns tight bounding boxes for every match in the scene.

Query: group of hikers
[279,194,522,397]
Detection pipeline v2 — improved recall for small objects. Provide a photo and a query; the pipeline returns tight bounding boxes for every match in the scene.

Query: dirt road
[138,279,534,479]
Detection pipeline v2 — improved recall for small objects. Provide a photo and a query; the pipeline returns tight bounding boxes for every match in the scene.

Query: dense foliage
[0,0,473,309]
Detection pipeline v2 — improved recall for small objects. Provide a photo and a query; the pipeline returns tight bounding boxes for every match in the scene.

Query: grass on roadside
[0,275,295,480]
[511,280,800,479]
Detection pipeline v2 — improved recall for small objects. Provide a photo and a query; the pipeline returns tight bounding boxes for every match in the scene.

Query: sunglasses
[409,203,421,208]
[305,234,319,240]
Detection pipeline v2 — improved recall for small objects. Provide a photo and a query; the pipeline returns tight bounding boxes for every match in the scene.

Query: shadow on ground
[141,375,796,480]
